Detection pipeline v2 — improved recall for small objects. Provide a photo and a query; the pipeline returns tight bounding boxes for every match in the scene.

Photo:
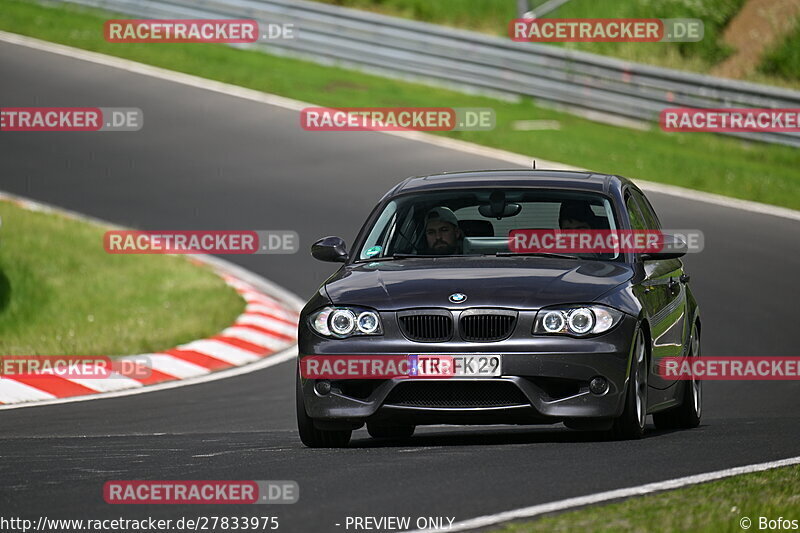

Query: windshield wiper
[355,254,457,262]
[358,253,496,262]
[494,251,580,259]
[391,253,483,259]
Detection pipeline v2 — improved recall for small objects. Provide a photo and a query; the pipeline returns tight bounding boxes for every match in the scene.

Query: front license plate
[411,355,502,377]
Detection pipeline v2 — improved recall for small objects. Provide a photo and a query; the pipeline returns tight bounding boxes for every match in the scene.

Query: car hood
[324,257,633,310]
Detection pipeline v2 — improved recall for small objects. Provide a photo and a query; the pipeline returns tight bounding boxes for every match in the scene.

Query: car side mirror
[311,236,349,263]
[641,233,687,261]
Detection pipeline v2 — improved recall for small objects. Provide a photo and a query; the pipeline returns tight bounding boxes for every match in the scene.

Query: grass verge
[759,21,800,84]
[0,199,245,355]
[490,464,800,533]
[538,0,744,72]
[1,0,798,210]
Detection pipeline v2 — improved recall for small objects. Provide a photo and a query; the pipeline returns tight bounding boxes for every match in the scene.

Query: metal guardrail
[61,0,800,147]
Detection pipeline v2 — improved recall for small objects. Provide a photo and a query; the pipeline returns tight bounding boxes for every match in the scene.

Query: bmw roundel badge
[449,293,467,304]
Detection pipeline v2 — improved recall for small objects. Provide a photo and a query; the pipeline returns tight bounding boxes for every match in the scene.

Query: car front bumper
[298,314,638,428]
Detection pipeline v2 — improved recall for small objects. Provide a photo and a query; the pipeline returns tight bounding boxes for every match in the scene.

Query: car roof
[388,169,634,197]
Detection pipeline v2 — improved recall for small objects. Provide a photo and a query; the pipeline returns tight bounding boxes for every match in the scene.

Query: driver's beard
[430,240,458,255]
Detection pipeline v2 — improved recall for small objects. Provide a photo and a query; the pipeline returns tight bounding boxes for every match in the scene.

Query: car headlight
[534,305,623,336]
[330,309,356,336]
[542,310,565,333]
[356,311,380,334]
[309,307,383,338]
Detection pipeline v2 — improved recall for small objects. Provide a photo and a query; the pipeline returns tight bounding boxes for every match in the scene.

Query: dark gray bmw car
[297,170,702,447]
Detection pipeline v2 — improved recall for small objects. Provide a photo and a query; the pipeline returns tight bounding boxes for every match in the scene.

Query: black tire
[296,373,351,448]
[653,323,702,430]
[608,329,648,440]
[367,422,415,440]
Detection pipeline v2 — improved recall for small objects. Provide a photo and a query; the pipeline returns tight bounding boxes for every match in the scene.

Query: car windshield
[356,188,621,262]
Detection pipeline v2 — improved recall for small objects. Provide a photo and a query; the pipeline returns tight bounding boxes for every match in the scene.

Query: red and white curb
[0,191,304,408]
[0,275,299,405]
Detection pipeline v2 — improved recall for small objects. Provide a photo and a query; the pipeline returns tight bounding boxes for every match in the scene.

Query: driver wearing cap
[424,206,464,255]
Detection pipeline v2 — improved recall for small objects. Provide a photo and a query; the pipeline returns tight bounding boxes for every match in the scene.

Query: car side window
[388,204,418,254]
[360,200,398,259]
[625,193,647,231]
[631,189,661,230]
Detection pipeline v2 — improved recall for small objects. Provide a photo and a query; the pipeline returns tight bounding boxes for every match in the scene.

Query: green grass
[543,0,744,71]
[759,19,800,83]
[0,200,245,355]
[1,0,799,210]
[491,464,800,533]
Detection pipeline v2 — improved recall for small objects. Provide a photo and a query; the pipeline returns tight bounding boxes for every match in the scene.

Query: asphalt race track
[1,41,799,530]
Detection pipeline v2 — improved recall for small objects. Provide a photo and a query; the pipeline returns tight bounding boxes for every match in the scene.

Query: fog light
[589,376,609,395]
[314,380,331,395]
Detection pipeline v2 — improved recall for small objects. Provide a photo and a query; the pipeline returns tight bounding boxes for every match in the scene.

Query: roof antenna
[531,159,536,169]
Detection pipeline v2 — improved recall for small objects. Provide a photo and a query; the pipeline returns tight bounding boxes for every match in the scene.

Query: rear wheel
[609,329,648,440]
[653,323,702,430]
[367,422,415,440]
[296,372,351,448]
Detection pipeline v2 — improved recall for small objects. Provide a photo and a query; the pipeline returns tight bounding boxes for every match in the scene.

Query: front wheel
[653,323,702,430]
[608,329,648,440]
[296,372,351,448]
